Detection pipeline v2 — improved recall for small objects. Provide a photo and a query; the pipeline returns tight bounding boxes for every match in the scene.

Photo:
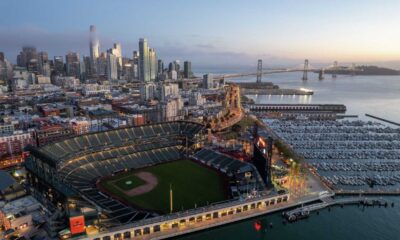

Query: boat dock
[335,190,400,196]
[365,114,400,126]
[283,197,388,222]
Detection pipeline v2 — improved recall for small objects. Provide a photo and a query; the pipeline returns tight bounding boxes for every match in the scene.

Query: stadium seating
[193,149,265,191]
[26,121,204,226]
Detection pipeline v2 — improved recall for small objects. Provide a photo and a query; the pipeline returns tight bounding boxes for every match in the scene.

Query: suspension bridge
[217,59,359,82]
[167,60,359,87]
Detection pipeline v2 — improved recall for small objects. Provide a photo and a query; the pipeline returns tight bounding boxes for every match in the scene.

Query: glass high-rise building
[138,38,150,82]
[107,53,118,82]
[89,25,100,76]
[184,61,192,78]
[66,52,80,77]
[53,56,65,74]
[149,48,158,81]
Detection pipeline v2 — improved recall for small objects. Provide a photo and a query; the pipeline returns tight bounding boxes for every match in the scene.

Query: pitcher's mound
[124,171,158,197]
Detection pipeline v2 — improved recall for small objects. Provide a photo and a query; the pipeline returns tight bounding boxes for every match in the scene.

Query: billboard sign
[70,215,85,235]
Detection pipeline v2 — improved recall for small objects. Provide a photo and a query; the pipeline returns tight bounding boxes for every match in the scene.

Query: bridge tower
[302,59,309,81]
[318,68,325,80]
[332,61,338,78]
[256,59,262,83]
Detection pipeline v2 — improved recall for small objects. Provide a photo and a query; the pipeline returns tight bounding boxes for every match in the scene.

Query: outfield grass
[100,159,228,214]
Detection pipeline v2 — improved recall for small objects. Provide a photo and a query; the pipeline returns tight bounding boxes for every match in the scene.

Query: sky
[1,0,400,69]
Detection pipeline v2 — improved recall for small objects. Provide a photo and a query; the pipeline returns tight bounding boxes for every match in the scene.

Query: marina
[265,118,400,193]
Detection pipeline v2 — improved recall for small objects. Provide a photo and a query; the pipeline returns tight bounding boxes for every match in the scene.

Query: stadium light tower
[170,184,173,213]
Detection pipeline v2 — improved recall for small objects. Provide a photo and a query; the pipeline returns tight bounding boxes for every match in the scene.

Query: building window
[114,233,121,240]
[143,227,150,234]
[134,229,142,236]
[153,225,160,232]
[123,231,131,239]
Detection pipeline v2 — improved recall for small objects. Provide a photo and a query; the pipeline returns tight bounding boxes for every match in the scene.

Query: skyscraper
[38,52,50,76]
[138,38,150,82]
[83,56,91,79]
[53,56,65,74]
[149,48,158,81]
[17,46,38,71]
[157,59,164,75]
[203,74,213,89]
[107,53,118,83]
[133,51,139,79]
[184,61,192,78]
[65,52,80,77]
[111,43,122,67]
[109,43,122,79]
[97,53,107,76]
[89,25,100,76]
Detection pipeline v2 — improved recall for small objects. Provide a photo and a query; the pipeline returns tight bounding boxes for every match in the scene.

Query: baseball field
[99,159,229,214]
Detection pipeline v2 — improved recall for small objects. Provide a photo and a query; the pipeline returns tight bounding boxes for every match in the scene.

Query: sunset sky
[1,0,400,68]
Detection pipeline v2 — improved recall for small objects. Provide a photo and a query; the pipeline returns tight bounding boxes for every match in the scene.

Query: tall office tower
[65,52,81,77]
[97,53,107,76]
[121,58,134,82]
[38,51,48,64]
[0,52,9,86]
[53,56,65,74]
[157,60,164,75]
[41,62,51,77]
[89,25,100,76]
[149,48,158,81]
[138,38,151,82]
[107,53,118,82]
[17,46,38,71]
[38,51,50,76]
[132,51,139,79]
[110,43,122,67]
[109,43,122,79]
[83,56,92,78]
[184,61,192,78]
[203,74,213,89]
[133,51,139,64]
[174,60,180,72]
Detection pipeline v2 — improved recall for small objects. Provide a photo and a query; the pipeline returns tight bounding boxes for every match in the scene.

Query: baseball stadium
[25,121,265,236]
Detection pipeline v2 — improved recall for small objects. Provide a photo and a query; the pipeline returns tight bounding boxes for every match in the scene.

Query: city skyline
[1,0,400,68]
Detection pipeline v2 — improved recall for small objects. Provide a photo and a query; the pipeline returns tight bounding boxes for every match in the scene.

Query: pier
[283,197,388,221]
[365,114,400,126]
[249,104,347,113]
[335,190,400,196]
